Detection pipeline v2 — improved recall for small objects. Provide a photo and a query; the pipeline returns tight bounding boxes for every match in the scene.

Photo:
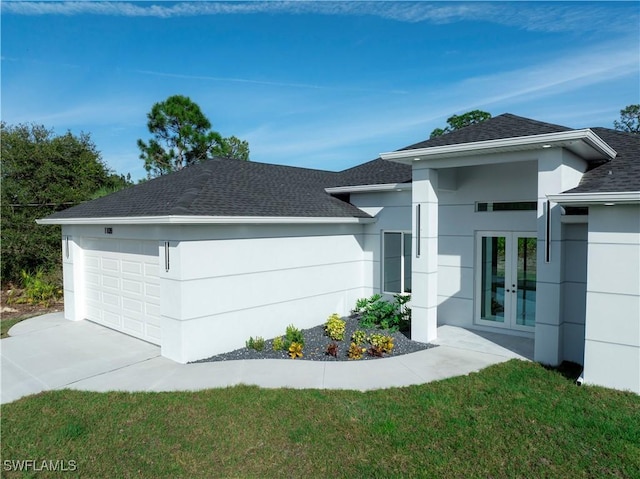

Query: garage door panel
[102,291,121,307]
[145,283,161,299]
[122,260,143,275]
[122,279,143,294]
[123,314,144,331]
[82,239,161,345]
[146,302,160,316]
[102,310,121,327]
[122,297,143,314]
[146,323,161,342]
[101,258,119,273]
[102,275,120,289]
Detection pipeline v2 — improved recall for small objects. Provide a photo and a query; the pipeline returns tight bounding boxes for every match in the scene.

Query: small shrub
[348,342,366,360]
[324,313,346,341]
[288,342,303,359]
[326,342,339,358]
[18,269,62,307]
[351,330,367,345]
[272,336,285,351]
[284,324,305,349]
[245,336,265,351]
[352,293,411,331]
[394,293,412,330]
[368,345,384,357]
[370,334,394,354]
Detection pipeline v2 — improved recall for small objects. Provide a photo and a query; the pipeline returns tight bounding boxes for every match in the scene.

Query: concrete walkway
[1,313,533,404]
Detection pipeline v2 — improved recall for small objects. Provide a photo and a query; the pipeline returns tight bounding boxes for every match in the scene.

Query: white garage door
[83,238,161,344]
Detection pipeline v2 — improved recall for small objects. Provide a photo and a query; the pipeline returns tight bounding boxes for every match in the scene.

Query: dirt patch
[1,289,63,321]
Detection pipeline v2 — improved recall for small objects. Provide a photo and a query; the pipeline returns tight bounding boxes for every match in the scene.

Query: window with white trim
[383,231,412,294]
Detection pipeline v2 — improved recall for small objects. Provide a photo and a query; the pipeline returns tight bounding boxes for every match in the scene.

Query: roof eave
[380,129,617,165]
[36,215,376,226]
[325,183,412,194]
[547,191,640,206]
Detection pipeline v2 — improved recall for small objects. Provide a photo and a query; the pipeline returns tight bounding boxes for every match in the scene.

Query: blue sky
[2,1,639,181]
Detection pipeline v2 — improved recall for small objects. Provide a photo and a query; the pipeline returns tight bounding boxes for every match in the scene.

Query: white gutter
[36,215,377,226]
[380,129,616,163]
[325,183,412,194]
[547,191,640,206]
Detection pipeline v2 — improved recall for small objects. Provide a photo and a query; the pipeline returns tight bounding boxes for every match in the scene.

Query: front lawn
[1,360,639,478]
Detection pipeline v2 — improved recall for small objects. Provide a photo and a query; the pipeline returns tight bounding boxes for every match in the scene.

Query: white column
[411,165,439,343]
[534,150,586,365]
[61,228,85,321]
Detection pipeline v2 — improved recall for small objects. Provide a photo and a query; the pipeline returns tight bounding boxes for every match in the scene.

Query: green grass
[1,360,639,478]
[1,316,29,339]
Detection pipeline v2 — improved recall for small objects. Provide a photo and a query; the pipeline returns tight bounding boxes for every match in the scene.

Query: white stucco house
[39,113,640,393]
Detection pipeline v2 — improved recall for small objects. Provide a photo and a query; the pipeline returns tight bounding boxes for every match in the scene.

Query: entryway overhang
[380,129,616,167]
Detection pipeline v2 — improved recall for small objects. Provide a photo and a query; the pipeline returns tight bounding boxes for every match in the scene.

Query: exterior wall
[350,189,412,298]
[534,149,587,365]
[561,222,588,364]
[61,223,368,363]
[437,161,538,331]
[584,205,640,393]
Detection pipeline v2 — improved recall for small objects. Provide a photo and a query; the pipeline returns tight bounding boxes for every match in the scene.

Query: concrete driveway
[1,313,160,404]
[2,313,533,404]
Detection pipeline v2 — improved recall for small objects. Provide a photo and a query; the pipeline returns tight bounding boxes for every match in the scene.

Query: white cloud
[243,37,639,166]
[3,1,637,34]
[134,69,407,94]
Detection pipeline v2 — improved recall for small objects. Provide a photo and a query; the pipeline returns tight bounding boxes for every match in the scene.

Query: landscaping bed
[194,314,436,363]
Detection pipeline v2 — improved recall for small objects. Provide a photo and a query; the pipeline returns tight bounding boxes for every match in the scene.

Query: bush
[16,268,62,307]
[369,334,394,354]
[288,342,303,359]
[351,330,367,345]
[245,336,265,351]
[284,324,305,349]
[324,313,346,341]
[326,342,339,358]
[352,294,411,331]
[347,342,366,360]
[272,336,285,351]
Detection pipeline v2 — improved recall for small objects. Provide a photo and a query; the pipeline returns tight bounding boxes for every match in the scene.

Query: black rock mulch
[193,316,436,363]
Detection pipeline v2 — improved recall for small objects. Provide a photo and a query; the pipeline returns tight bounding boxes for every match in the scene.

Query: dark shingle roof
[330,158,412,187]
[402,113,572,150]
[44,113,639,221]
[46,158,373,220]
[395,113,639,194]
[566,128,640,193]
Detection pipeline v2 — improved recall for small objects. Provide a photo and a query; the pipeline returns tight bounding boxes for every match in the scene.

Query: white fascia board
[380,129,616,165]
[325,183,412,194]
[547,191,640,206]
[36,215,377,226]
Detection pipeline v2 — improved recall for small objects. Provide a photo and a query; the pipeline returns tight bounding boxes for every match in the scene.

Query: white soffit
[36,215,377,226]
[325,183,412,194]
[380,129,617,166]
[547,191,640,206]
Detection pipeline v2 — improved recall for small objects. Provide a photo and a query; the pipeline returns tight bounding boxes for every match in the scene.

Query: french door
[476,232,536,331]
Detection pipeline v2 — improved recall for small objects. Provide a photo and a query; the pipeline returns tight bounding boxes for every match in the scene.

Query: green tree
[137,95,249,177]
[1,123,130,285]
[430,110,492,138]
[613,104,640,134]
[212,135,250,161]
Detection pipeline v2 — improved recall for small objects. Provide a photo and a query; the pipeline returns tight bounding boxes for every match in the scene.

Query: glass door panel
[480,236,506,322]
[516,237,536,327]
[477,232,536,330]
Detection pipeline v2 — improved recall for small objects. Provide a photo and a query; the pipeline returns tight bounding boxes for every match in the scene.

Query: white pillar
[411,166,439,343]
[61,228,85,321]
[534,150,586,365]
